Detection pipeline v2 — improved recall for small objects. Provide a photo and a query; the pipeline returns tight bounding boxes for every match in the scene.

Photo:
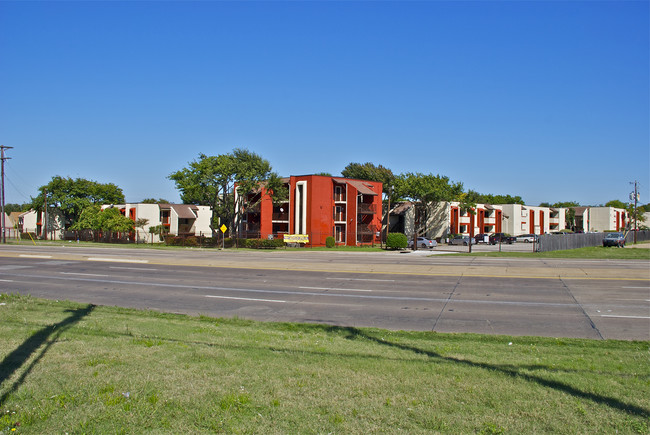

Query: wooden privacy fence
[537,230,650,252]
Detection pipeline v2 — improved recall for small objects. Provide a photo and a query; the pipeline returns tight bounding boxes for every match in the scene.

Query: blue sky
[1,1,648,207]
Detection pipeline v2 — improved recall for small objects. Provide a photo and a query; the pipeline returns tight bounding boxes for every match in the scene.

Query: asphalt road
[0,244,648,340]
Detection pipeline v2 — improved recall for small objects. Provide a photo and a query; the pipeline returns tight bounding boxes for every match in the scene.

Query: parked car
[448,235,472,246]
[408,237,437,249]
[516,234,539,243]
[602,232,626,247]
[489,233,516,245]
[474,233,489,244]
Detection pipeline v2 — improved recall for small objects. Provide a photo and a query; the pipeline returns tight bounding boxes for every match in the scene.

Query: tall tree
[30,176,125,228]
[341,162,395,195]
[395,172,463,237]
[550,201,580,230]
[168,148,286,237]
[141,198,170,204]
[71,205,134,241]
[465,189,525,205]
[605,200,627,209]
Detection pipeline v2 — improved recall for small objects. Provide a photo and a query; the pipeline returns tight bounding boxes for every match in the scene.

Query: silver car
[408,237,437,249]
[516,234,539,243]
[448,235,472,246]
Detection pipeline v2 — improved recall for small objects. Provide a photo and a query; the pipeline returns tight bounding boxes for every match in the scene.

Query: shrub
[386,232,408,250]
[21,232,37,240]
[239,238,284,249]
[325,236,336,248]
[164,236,199,247]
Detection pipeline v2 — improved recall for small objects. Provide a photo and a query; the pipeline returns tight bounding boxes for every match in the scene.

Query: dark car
[474,233,489,244]
[602,232,626,247]
[489,233,515,245]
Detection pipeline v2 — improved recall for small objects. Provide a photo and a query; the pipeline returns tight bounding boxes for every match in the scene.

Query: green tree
[341,162,395,195]
[168,148,286,237]
[30,176,125,228]
[3,203,28,213]
[465,190,525,205]
[71,205,134,242]
[134,218,149,243]
[605,200,627,209]
[141,198,170,204]
[395,173,463,237]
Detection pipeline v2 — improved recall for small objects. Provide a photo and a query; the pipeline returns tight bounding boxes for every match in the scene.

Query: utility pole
[630,180,639,244]
[43,189,48,240]
[0,145,13,244]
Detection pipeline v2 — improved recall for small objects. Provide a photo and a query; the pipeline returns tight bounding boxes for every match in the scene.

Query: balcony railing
[357,203,376,214]
[356,224,376,235]
[272,213,289,221]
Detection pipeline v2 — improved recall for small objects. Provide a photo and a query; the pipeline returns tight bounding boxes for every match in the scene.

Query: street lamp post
[384,185,393,249]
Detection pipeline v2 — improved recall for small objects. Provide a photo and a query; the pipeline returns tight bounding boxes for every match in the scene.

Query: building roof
[159,203,199,219]
[332,178,378,196]
[391,201,414,215]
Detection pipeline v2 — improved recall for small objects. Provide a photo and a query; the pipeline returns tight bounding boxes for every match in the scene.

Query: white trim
[294,181,308,234]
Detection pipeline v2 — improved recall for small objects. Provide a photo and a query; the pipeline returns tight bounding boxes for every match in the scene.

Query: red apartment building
[238,175,383,247]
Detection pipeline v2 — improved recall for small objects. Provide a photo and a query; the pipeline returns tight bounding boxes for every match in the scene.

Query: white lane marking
[601,315,650,319]
[60,272,110,277]
[88,258,148,264]
[206,295,286,303]
[300,286,372,292]
[0,279,14,282]
[110,266,158,271]
[19,254,52,259]
[0,272,617,307]
[326,277,395,282]
[622,286,650,289]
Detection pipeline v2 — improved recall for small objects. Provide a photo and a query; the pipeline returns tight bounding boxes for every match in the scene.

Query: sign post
[220,224,227,250]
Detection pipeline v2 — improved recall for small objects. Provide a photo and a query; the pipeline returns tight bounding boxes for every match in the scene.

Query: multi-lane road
[0,244,648,340]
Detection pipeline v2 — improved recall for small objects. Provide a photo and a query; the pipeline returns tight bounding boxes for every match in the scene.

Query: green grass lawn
[451,245,650,260]
[1,294,648,434]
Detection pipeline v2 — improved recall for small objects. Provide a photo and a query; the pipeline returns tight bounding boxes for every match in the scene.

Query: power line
[5,161,37,203]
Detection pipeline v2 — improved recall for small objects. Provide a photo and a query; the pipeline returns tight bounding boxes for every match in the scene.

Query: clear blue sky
[1,1,648,207]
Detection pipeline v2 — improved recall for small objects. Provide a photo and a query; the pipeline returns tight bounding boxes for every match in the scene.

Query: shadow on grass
[324,325,650,419]
[0,304,95,406]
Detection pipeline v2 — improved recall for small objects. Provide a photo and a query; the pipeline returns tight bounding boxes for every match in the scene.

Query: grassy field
[453,245,650,260]
[1,294,648,434]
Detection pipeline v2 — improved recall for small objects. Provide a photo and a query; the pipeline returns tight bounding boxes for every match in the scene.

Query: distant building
[102,203,212,241]
[500,204,565,235]
[385,201,628,240]
[16,209,65,240]
[572,206,628,232]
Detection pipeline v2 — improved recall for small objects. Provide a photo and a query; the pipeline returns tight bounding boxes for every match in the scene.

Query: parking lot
[419,240,539,254]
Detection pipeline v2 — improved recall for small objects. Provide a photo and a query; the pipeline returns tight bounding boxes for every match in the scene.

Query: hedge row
[163,236,284,249]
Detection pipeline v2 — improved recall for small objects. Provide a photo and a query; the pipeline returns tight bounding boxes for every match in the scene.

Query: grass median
[451,245,650,260]
[1,294,648,434]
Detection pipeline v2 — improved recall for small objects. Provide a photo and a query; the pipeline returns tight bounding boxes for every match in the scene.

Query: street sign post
[220,224,227,250]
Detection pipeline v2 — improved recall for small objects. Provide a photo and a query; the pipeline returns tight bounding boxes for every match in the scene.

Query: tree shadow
[324,325,650,419]
[0,304,95,406]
